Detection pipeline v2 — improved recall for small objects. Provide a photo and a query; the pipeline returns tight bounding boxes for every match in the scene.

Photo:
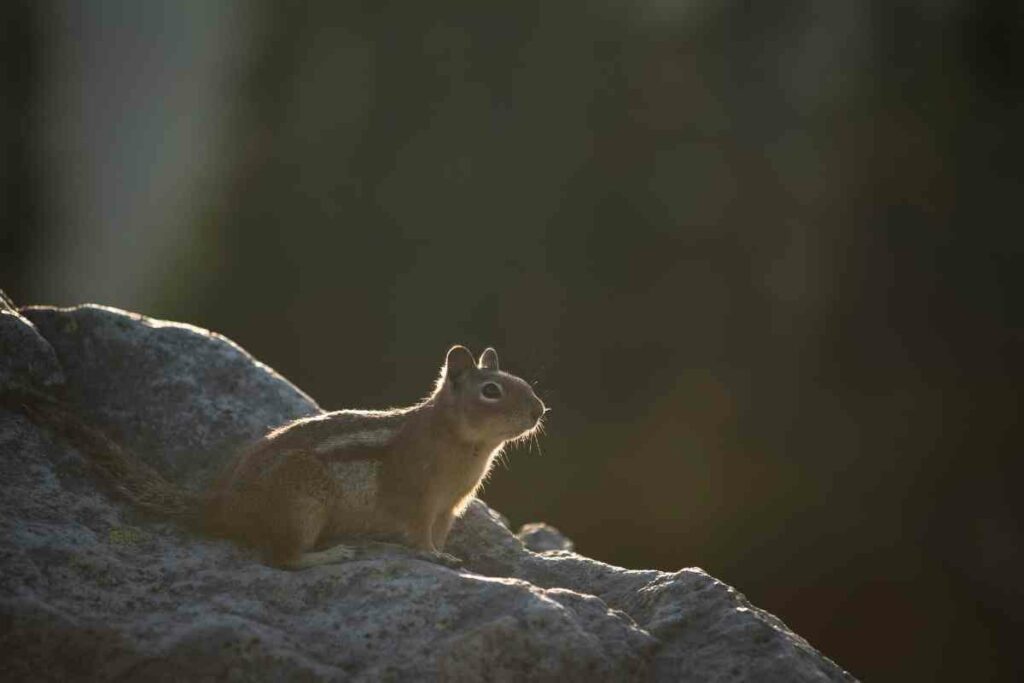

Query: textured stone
[21,304,318,488]
[518,522,575,552]
[0,304,855,681]
[0,291,64,394]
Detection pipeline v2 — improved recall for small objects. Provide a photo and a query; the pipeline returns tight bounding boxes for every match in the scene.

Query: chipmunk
[17,345,546,570]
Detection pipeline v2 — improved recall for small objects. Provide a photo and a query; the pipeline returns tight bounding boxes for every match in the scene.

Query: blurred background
[2,1,1021,679]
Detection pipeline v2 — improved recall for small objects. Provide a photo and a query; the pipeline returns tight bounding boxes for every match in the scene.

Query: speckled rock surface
[518,522,574,552]
[0,303,856,681]
[0,291,64,394]
[20,304,318,489]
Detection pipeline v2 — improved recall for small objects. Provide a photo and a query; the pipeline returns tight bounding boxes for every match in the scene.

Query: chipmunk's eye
[480,382,503,401]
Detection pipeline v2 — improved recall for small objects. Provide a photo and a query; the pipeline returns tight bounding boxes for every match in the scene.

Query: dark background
[3,1,1022,680]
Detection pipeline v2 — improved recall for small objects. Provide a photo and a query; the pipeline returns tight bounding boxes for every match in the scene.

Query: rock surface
[0,291,64,394]
[517,522,574,553]
[0,303,856,681]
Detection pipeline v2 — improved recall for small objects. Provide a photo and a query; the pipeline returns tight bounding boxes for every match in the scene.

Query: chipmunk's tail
[8,390,201,523]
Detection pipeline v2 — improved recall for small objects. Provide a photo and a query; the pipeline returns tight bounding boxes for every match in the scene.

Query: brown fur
[18,346,545,570]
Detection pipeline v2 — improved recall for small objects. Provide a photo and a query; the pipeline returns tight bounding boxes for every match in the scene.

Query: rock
[20,304,319,489]
[518,522,575,552]
[0,303,856,681]
[0,291,64,394]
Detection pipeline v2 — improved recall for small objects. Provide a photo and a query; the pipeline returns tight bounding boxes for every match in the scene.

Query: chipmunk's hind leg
[263,494,337,570]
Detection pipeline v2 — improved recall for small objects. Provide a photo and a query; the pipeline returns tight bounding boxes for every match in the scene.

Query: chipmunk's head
[436,345,546,446]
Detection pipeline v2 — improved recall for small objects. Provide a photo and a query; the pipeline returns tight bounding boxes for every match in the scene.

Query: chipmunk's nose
[530,402,545,423]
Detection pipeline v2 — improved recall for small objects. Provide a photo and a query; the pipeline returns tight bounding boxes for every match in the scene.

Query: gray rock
[518,522,575,552]
[0,290,65,393]
[20,304,319,488]
[0,304,855,681]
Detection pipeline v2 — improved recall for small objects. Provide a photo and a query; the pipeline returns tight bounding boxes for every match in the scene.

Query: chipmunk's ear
[445,345,476,382]
[478,347,499,371]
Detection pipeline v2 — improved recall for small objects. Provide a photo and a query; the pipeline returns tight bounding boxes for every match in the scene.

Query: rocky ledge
[0,299,855,681]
